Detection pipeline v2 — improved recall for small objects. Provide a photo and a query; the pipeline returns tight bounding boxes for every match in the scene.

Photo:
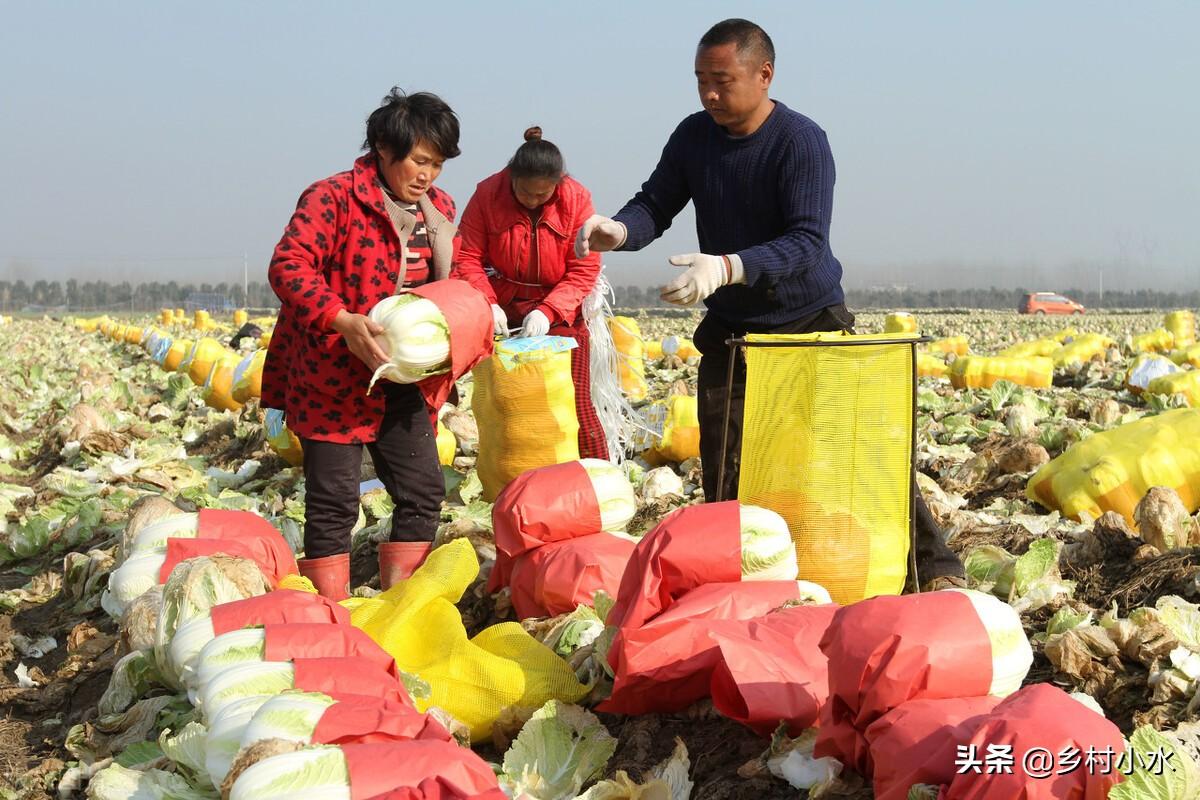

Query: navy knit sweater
[613,101,845,328]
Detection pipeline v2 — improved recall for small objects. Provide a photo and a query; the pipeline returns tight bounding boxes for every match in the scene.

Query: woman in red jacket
[452,127,608,459]
[263,88,461,599]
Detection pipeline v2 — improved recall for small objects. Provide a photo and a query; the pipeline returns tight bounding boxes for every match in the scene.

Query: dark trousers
[693,306,964,583]
[300,383,443,559]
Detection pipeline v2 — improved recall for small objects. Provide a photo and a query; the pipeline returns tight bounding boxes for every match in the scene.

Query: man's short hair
[698,18,775,67]
[363,88,461,160]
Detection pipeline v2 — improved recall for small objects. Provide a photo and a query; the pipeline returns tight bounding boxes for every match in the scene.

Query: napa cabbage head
[498,700,617,800]
[154,555,271,688]
[228,744,350,800]
[946,588,1033,697]
[367,294,451,391]
[239,692,336,751]
[169,613,217,691]
[580,459,636,533]
[205,694,276,788]
[739,504,798,581]
[193,628,267,701]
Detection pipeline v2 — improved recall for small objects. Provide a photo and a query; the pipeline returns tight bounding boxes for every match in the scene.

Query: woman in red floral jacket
[262,89,461,599]
[451,127,608,459]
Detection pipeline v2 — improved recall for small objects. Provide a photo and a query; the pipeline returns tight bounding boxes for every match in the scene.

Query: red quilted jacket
[262,154,459,444]
[451,169,601,326]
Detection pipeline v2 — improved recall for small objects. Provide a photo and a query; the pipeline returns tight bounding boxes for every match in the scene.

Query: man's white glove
[574,214,627,258]
[660,253,746,306]
[490,304,509,337]
[520,309,550,337]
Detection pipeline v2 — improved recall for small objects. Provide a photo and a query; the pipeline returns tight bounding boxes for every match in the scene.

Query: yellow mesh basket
[737,331,917,605]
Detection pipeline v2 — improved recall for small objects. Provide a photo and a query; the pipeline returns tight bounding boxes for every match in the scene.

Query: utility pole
[1099,265,1103,307]
[243,252,249,308]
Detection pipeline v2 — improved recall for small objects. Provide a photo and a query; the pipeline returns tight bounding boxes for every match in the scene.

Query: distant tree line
[2,280,1196,314]
[840,286,1200,311]
[609,284,1200,311]
[0,280,280,313]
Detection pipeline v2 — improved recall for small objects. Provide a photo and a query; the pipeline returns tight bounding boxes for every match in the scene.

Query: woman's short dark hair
[363,88,461,159]
[507,126,565,180]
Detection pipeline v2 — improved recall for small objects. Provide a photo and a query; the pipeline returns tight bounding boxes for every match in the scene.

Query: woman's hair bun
[523,126,543,142]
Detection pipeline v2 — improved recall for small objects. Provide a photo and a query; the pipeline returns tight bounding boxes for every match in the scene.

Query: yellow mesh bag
[233,309,249,326]
[436,422,456,466]
[1166,311,1196,348]
[883,312,918,334]
[1132,328,1176,354]
[345,539,587,741]
[917,352,948,378]
[738,332,914,605]
[640,395,700,465]
[277,574,318,593]
[202,353,244,413]
[1147,370,1200,407]
[927,336,968,356]
[182,337,226,385]
[264,408,304,466]
[662,335,701,361]
[472,339,580,502]
[609,317,648,401]
[1054,333,1114,368]
[949,356,1053,389]
[163,338,192,372]
[160,309,174,327]
[1000,338,1062,358]
[1027,408,1200,526]
[1170,344,1200,368]
[232,350,266,404]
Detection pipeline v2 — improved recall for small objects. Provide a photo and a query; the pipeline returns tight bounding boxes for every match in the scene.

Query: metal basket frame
[719,334,932,591]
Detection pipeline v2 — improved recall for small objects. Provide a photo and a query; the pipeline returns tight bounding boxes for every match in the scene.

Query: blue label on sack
[494,335,577,369]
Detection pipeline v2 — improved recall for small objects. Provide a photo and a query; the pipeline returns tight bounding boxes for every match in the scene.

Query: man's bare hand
[331,310,389,371]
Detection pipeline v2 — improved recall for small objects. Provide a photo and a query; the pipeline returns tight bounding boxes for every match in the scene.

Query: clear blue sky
[1,1,1197,291]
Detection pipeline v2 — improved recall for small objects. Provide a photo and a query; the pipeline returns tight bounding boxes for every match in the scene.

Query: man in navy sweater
[577,18,965,588]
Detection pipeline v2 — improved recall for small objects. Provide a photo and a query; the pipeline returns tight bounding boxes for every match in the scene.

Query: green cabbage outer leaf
[739,504,798,581]
[99,650,164,716]
[85,763,215,800]
[499,700,617,800]
[228,745,350,800]
[159,721,212,790]
[1108,725,1200,800]
[1155,596,1200,652]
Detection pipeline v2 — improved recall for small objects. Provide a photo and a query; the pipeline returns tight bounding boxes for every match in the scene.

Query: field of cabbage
[2,308,1200,799]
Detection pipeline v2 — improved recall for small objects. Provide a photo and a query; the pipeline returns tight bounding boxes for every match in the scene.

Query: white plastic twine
[583,267,654,463]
